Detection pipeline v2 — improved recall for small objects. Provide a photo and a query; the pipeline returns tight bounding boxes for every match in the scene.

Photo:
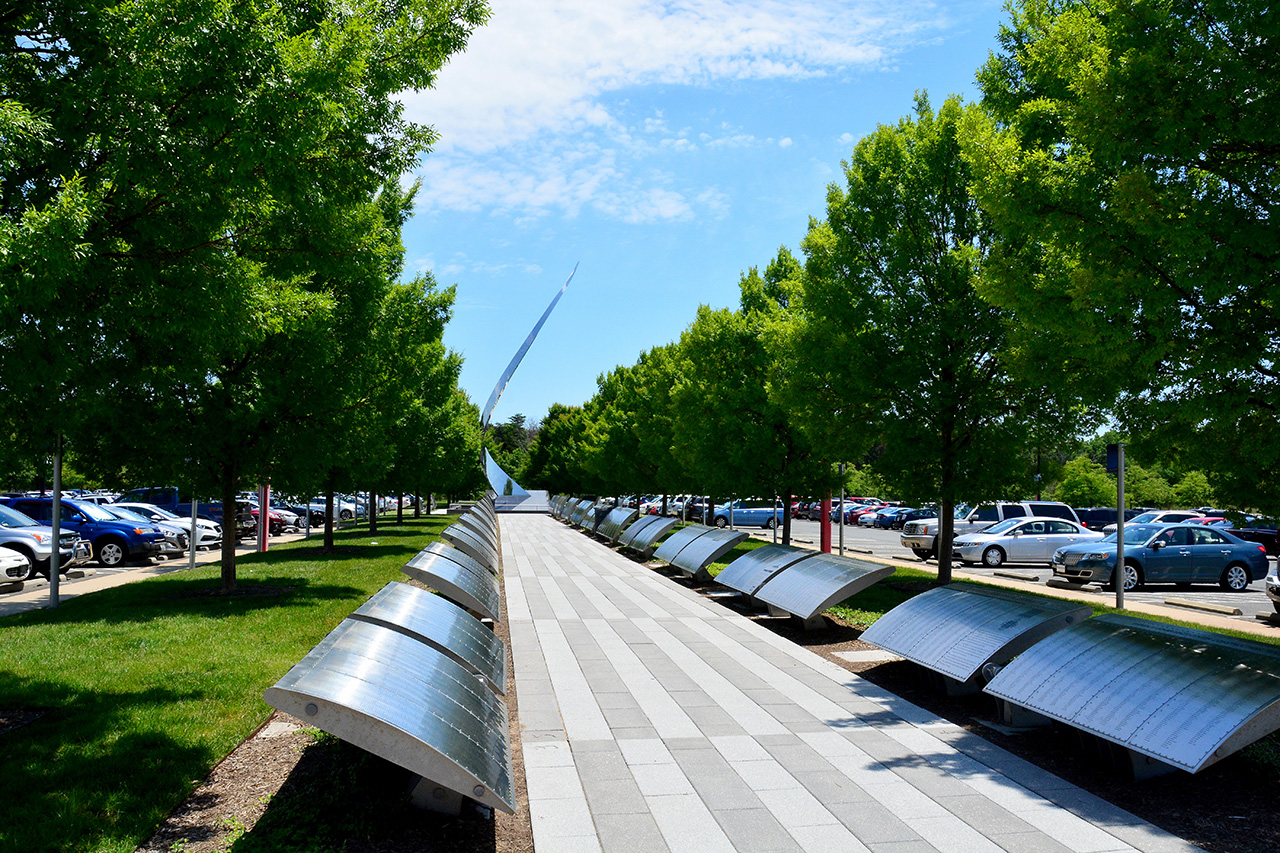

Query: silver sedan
[954,517,1103,568]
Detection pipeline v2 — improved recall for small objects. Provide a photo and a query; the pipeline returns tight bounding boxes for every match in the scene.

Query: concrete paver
[501,514,1200,852]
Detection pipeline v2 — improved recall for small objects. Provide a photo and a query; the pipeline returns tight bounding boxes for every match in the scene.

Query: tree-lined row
[0,1,491,586]
[519,0,1277,583]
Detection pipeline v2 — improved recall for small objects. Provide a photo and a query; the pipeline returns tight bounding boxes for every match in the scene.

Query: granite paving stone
[503,513,1199,853]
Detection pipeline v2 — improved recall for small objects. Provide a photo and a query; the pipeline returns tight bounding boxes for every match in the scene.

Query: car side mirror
[1151,541,1164,550]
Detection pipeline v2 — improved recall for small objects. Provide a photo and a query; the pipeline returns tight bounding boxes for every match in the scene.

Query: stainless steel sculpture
[618,515,679,558]
[713,544,811,597]
[403,543,502,623]
[457,512,498,551]
[350,582,507,696]
[569,500,596,527]
[652,524,717,565]
[753,553,894,628]
[596,507,639,544]
[442,524,498,574]
[664,528,748,581]
[859,584,1091,693]
[983,613,1280,775]
[264,618,516,814]
[481,265,577,431]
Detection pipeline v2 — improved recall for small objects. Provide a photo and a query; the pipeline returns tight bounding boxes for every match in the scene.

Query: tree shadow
[0,672,224,852]
[234,735,497,853]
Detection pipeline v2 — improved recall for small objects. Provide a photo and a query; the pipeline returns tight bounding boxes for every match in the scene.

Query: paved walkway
[501,513,1198,853]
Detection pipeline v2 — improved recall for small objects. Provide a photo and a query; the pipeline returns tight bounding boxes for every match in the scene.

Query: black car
[1225,514,1280,556]
[1073,507,1145,532]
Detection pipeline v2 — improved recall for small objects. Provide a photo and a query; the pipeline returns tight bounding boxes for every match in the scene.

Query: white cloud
[404,1,970,220]
[778,137,793,148]
[838,132,856,144]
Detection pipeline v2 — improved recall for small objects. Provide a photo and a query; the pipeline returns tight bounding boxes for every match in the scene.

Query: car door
[1146,527,1193,583]
[1187,527,1233,583]
[1037,520,1087,561]
[1004,520,1045,561]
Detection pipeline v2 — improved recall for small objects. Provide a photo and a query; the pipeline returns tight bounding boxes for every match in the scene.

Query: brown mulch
[137,551,1278,853]
[0,709,45,736]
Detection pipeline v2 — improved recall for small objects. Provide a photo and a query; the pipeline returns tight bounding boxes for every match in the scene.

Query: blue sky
[399,0,1009,427]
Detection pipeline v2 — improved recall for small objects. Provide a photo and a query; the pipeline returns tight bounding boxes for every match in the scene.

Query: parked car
[872,507,910,529]
[113,502,222,549]
[712,499,784,529]
[1101,510,1202,534]
[1073,507,1145,532]
[116,487,256,540]
[2,496,165,568]
[1223,515,1279,556]
[1050,523,1268,592]
[894,507,936,529]
[99,504,188,558]
[0,547,31,583]
[901,501,1080,561]
[1266,565,1279,613]
[0,503,91,577]
[954,517,1103,567]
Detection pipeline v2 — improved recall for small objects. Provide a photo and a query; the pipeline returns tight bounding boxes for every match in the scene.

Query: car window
[1001,505,1027,518]
[971,506,999,522]
[78,502,117,522]
[1131,512,1158,524]
[1029,503,1070,520]
[0,505,39,528]
[1019,521,1046,535]
[1155,527,1192,547]
[1045,520,1077,534]
[985,518,1021,534]
[14,501,50,521]
[1193,528,1229,545]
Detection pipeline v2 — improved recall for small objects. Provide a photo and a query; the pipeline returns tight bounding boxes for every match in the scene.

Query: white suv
[900,501,1080,561]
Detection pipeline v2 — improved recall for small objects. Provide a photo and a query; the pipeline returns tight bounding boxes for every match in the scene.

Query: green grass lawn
[0,515,450,853]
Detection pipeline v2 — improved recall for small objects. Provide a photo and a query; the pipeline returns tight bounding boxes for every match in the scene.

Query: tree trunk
[661,493,668,516]
[324,486,335,550]
[937,496,954,584]
[414,494,422,518]
[369,489,378,534]
[782,489,792,546]
[220,465,238,591]
[397,496,403,524]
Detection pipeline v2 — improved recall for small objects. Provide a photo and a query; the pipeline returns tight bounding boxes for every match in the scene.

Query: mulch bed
[136,554,1278,853]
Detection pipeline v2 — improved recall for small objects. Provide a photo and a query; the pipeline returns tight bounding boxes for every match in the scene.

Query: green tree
[1056,456,1114,507]
[1174,470,1216,509]
[1,1,489,586]
[523,404,595,496]
[969,0,1280,513]
[782,94,1077,581]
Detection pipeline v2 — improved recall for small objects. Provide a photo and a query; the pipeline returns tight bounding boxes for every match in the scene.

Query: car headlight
[1087,552,1109,560]
[29,532,49,544]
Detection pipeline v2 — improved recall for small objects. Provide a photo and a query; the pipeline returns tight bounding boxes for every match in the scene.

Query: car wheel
[1108,561,1143,592]
[714,516,728,529]
[982,546,1005,568]
[340,509,353,521]
[911,547,933,561]
[764,517,777,530]
[97,538,127,568]
[1220,563,1251,592]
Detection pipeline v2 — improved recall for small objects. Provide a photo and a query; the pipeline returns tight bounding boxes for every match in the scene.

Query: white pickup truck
[900,501,1080,560]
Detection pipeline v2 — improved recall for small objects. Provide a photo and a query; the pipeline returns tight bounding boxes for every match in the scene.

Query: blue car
[712,499,784,529]
[2,497,166,568]
[1051,523,1269,593]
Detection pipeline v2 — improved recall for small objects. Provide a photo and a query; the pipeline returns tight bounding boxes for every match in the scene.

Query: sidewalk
[502,514,1197,853]
[0,532,309,619]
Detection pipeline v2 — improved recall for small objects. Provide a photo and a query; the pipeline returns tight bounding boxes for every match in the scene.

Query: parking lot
[736,517,1280,625]
[0,531,310,617]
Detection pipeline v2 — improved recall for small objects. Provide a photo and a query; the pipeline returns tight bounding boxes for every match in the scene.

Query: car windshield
[142,505,179,520]
[105,506,150,523]
[79,502,120,522]
[0,505,39,528]
[1101,524,1163,544]
[984,518,1022,535]
[1129,512,1159,524]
